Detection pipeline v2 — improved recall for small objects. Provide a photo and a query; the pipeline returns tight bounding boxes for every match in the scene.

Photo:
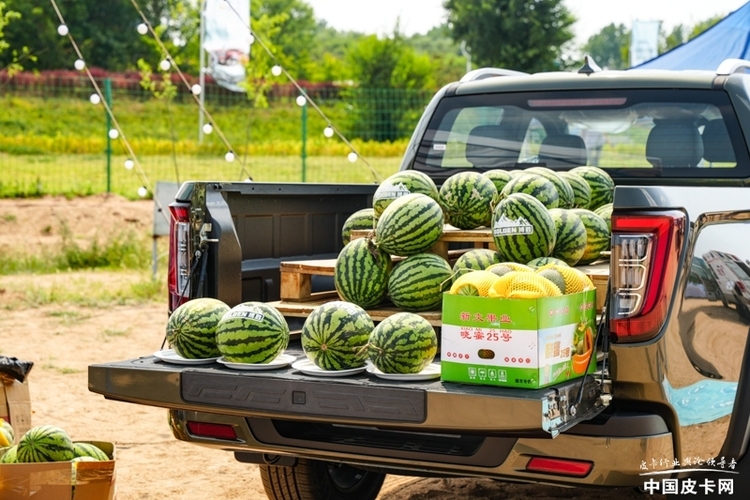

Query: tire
[260,458,385,500]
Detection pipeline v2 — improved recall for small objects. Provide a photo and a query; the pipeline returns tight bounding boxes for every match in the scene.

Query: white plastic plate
[291,359,367,377]
[216,353,297,371]
[366,363,441,381]
[153,349,219,365]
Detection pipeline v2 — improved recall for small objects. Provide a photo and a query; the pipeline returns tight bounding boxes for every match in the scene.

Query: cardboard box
[1,377,32,441]
[0,441,116,500]
[441,289,597,389]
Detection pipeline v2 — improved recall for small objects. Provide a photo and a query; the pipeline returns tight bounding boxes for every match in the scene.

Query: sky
[306,0,749,45]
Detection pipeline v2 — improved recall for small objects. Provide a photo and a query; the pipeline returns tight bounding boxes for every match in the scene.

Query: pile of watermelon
[336,166,613,310]
[300,301,437,374]
[167,298,290,365]
[0,423,110,464]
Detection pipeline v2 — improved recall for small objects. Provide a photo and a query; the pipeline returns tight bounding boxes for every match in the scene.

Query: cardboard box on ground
[1,376,32,440]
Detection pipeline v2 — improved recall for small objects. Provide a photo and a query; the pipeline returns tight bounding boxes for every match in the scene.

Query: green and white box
[441,289,596,389]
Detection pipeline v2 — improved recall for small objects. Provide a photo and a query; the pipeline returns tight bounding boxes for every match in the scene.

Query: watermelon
[524,167,575,209]
[559,171,592,209]
[571,209,610,265]
[548,208,587,266]
[215,302,290,363]
[342,208,375,245]
[570,166,614,211]
[537,267,567,294]
[439,171,497,229]
[451,248,502,282]
[166,298,230,359]
[367,312,437,374]
[387,253,452,311]
[375,193,444,257]
[16,425,75,463]
[0,445,17,463]
[527,256,569,269]
[73,442,109,461]
[594,202,613,232]
[492,193,556,263]
[483,169,514,194]
[301,301,373,370]
[335,238,391,308]
[373,170,440,222]
[500,173,559,209]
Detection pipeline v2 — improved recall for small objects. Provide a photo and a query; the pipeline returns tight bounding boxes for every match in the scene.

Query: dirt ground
[0,196,657,499]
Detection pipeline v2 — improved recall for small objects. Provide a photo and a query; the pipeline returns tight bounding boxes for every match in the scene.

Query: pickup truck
[89,58,750,499]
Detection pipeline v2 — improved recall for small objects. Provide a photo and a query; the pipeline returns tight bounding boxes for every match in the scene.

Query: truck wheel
[260,458,385,500]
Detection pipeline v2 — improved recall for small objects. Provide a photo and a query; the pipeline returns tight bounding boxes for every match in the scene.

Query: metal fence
[0,73,434,198]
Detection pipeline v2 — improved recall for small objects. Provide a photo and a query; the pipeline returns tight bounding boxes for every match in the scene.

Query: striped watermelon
[335,238,391,308]
[16,425,75,463]
[570,166,614,211]
[527,256,569,268]
[342,208,375,245]
[215,302,290,363]
[73,442,109,461]
[483,169,514,196]
[367,312,438,374]
[373,170,439,222]
[439,171,497,229]
[500,173,560,209]
[548,208,587,266]
[0,445,17,463]
[301,301,373,370]
[166,298,230,359]
[375,193,444,256]
[451,248,502,282]
[387,253,452,311]
[559,171,592,209]
[594,202,613,232]
[571,209,610,265]
[492,193,556,263]
[524,167,575,209]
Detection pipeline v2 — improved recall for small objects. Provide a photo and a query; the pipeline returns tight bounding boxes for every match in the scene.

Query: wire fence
[0,72,435,198]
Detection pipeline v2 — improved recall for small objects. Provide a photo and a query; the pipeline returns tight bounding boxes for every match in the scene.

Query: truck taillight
[609,211,685,343]
[168,202,191,313]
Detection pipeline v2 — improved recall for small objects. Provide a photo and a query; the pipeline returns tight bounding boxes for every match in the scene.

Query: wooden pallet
[269,299,443,327]
[280,259,338,302]
[350,226,495,261]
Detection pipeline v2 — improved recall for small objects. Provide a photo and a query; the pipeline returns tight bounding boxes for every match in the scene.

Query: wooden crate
[578,262,609,313]
[280,259,338,302]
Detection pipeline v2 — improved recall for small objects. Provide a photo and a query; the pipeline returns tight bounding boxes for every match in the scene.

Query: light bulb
[348,152,358,163]
[159,59,171,71]
[296,95,307,107]
[108,129,119,140]
[57,25,69,36]
[89,94,101,105]
[271,65,282,76]
[202,124,213,134]
[248,34,255,45]
[191,84,202,95]
[137,186,148,198]
[74,59,85,71]
[323,126,334,138]
[225,151,236,162]
[124,159,134,170]
[137,23,148,35]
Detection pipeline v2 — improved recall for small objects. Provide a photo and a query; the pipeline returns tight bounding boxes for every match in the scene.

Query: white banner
[630,20,661,67]
[203,0,251,92]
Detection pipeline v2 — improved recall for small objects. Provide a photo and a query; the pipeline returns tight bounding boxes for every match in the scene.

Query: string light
[323,126,334,138]
[296,95,307,107]
[74,59,85,70]
[57,24,69,36]
[136,23,148,35]
[202,124,213,134]
[191,84,202,95]
[137,186,148,197]
[108,129,119,139]
[348,152,358,163]
[225,151,236,162]
[247,34,255,45]
[271,65,282,77]
[124,159,134,170]
[159,59,171,71]
[89,94,101,105]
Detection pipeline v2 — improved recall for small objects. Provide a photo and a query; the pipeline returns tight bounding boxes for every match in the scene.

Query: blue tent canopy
[634,2,750,70]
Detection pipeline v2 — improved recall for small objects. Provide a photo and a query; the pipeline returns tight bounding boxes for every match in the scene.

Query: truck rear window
[413,89,750,179]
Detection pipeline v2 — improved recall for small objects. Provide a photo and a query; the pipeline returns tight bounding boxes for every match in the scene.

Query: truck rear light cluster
[186,421,238,441]
[609,211,685,343]
[168,202,192,313]
[525,456,593,477]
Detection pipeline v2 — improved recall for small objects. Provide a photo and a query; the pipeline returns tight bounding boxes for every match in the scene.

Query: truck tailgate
[89,343,605,438]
